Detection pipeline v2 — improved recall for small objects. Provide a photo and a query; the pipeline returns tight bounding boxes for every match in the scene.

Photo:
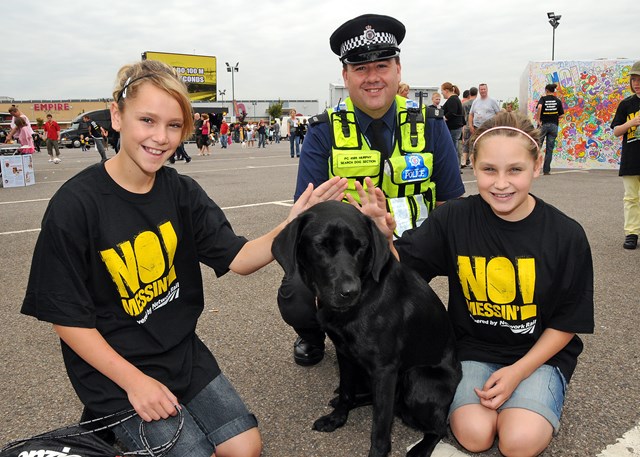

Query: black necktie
[369,119,389,159]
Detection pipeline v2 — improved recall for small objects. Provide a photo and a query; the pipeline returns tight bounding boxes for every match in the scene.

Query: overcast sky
[3,0,636,112]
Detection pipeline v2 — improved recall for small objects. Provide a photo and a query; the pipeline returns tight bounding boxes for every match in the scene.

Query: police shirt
[294,101,464,202]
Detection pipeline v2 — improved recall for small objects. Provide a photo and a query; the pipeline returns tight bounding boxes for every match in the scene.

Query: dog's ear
[272,211,311,276]
[365,216,391,282]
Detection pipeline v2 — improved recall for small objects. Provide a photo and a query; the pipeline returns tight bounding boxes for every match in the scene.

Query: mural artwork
[521,59,637,170]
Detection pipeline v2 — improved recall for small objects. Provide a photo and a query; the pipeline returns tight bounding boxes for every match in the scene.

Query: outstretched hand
[287,176,348,223]
[346,177,396,240]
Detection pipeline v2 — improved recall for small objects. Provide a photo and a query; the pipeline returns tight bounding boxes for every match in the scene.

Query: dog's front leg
[367,368,398,457]
[312,351,358,432]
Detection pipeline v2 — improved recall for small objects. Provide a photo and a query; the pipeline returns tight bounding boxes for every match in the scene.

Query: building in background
[0,98,319,138]
[329,83,439,109]
[0,100,111,131]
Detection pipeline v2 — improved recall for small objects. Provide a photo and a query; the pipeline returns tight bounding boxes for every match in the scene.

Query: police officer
[278,13,464,366]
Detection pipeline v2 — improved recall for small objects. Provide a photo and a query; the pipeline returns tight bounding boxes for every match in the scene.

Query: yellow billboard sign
[142,51,217,101]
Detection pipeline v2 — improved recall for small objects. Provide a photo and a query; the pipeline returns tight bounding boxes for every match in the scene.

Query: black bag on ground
[0,407,183,457]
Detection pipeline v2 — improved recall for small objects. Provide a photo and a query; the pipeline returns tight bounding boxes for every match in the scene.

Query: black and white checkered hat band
[340,31,398,57]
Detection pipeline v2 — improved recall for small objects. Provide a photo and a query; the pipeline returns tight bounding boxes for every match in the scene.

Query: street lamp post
[218,89,226,117]
[225,62,239,120]
[547,12,561,61]
[251,101,257,120]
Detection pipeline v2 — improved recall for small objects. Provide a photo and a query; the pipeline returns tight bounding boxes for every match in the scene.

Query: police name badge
[335,152,378,168]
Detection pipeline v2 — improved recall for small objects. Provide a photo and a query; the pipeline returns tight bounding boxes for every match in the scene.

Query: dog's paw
[312,412,348,432]
[405,433,440,457]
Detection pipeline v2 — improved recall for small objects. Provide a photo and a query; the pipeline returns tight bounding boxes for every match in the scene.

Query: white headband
[473,126,539,152]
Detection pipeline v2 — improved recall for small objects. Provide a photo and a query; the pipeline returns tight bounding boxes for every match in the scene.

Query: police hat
[330,14,406,64]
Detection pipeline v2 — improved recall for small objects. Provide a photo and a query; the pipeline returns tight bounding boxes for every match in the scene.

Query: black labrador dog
[272,201,461,457]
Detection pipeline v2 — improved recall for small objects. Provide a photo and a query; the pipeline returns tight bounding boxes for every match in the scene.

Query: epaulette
[308,111,330,126]
[426,106,444,119]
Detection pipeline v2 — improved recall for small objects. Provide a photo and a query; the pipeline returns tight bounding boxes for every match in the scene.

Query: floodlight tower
[547,12,562,61]
[225,62,239,119]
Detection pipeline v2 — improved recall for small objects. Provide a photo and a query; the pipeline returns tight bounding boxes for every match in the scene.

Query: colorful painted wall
[520,59,637,170]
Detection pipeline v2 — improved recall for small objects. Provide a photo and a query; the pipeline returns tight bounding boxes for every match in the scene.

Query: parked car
[60,109,111,148]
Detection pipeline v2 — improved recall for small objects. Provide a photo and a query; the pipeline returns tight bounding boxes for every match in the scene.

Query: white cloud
[2,0,637,107]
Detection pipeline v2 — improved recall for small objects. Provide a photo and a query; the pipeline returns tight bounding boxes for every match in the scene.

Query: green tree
[267,99,284,121]
[502,97,520,111]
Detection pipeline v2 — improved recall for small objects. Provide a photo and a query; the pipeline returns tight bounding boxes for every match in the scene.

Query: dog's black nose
[338,280,360,300]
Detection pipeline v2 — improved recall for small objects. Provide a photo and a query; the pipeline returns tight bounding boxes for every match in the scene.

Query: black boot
[293,336,324,366]
[623,234,638,250]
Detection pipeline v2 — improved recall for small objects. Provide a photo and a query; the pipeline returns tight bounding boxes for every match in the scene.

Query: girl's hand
[473,364,526,410]
[287,176,348,223]
[125,373,179,422]
[346,177,396,240]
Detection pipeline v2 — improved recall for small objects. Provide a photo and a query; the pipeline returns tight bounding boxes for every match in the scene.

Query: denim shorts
[449,361,567,433]
[113,373,258,457]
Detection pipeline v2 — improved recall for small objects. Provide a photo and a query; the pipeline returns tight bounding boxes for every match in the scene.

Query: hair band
[473,126,539,151]
[116,74,154,102]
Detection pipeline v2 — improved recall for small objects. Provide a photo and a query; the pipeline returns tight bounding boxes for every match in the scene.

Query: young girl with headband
[353,111,594,456]
[21,59,347,457]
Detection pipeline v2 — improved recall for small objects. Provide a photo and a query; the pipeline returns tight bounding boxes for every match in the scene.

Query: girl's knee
[450,406,497,453]
[498,434,551,457]
[214,427,262,457]
[497,410,553,457]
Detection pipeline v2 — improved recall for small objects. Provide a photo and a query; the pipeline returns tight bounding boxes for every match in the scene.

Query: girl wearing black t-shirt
[353,111,594,457]
[22,59,347,457]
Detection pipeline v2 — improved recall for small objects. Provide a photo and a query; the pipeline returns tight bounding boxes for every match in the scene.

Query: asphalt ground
[0,141,638,457]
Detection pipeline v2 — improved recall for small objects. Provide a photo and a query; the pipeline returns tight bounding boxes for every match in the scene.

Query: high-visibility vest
[325,95,436,235]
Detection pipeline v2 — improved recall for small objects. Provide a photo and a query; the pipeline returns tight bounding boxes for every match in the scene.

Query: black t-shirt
[442,94,466,130]
[611,94,640,176]
[395,195,594,382]
[194,119,203,136]
[22,164,247,415]
[537,95,564,125]
[297,122,307,137]
[88,120,103,139]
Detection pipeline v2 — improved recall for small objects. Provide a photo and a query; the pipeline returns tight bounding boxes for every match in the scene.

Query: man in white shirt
[468,83,501,134]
